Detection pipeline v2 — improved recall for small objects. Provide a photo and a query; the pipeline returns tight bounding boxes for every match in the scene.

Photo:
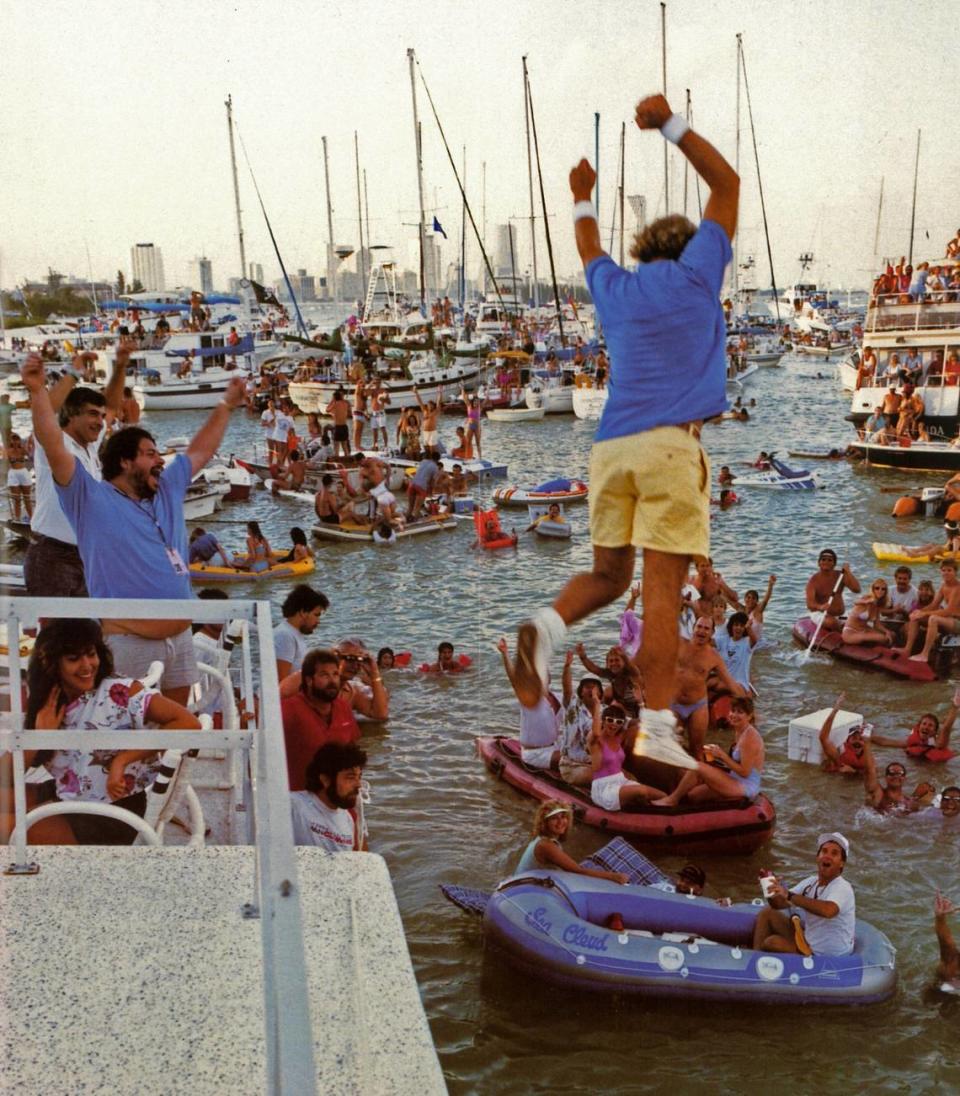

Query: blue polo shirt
[55,453,194,599]
[585,218,731,442]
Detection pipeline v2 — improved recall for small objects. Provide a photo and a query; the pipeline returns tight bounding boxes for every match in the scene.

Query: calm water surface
[7,351,960,1093]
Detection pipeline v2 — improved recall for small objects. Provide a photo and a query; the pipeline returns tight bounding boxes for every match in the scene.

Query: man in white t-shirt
[888,565,919,620]
[260,398,278,459]
[290,741,369,852]
[271,402,296,465]
[24,347,126,596]
[752,832,856,957]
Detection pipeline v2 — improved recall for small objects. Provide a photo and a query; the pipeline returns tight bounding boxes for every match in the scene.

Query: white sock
[533,606,567,646]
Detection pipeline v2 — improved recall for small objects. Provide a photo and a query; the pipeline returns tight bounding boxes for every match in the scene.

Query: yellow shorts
[589,425,710,557]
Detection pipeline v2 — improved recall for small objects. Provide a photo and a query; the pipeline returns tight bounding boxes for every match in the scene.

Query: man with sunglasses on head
[805,548,860,634]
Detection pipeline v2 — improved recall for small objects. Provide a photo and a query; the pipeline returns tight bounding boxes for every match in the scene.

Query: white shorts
[423,429,439,447]
[375,490,397,512]
[591,771,629,812]
[6,467,31,488]
[370,412,386,429]
[521,744,556,770]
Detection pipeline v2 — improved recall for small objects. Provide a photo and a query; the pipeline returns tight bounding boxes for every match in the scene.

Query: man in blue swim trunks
[513,91,739,769]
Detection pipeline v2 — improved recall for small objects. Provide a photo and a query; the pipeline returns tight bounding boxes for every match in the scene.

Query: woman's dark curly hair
[629,214,697,263]
[25,619,113,729]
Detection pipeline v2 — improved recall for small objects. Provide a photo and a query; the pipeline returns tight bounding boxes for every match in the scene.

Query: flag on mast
[432,216,447,240]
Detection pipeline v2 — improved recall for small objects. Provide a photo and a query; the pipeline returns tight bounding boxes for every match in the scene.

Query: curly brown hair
[629,214,697,263]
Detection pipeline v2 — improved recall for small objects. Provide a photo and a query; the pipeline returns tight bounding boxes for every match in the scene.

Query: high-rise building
[248,262,264,284]
[130,243,165,292]
[193,256,213,294]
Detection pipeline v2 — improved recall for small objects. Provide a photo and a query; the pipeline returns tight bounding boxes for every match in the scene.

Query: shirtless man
[368,381,389,451]
[120,386,141,424]
[805,548,860,633]
[894,558,960,663]
[271,448,306,493]
[325,388,351,460]
[357,456,399,526]
[862,739,933,813]
[314,473,342,525]
[692,557,738,606]
[672,616,747,758]
[414,386,443,458]
[352,379,368,452]
[881,385,902,430]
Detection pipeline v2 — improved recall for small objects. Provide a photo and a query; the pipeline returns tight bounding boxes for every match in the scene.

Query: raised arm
[759,574,777,614]
[496,637,519,693]
[575,642,605,677]
[634,93,739,241]
[21,354,75,485]
[569,159,605,270]
[349,654,389,720]
[186,377,246,474]
[862,739,884,808]
[103,339,133,417]
[561,649,574,707]
[935,892,960,975]
[938,687,960,749]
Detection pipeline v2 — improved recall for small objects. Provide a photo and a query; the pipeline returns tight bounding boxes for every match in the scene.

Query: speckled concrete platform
[0,846,446,1095]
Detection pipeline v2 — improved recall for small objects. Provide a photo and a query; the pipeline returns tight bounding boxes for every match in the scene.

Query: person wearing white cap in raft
[752,833,856,957]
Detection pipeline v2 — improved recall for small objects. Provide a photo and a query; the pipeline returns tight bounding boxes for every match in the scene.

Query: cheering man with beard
[21,353,246,703]
[290,742,369,852]
[281,648,387,790]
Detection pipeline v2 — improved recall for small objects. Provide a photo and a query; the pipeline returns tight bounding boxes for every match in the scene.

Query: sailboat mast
[322,136,335,304]
[908,130,921,266]
[619,122,626,266]
[733,34,741,303]
[354,132,367,314]
[683,89,690,218]
[595,112,600,222]
[407,48,428,312]
[224,95,247,279]
[661,2,668,213]
[522,57,540,309]
[482,161,487,296]
[526,63,566,345]
[460,147,467,309]
[739,36,779,322]
[872,175,884,268]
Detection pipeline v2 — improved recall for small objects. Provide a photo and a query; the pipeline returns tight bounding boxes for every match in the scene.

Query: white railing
[0,595,317,1095]
[866,300,960,333]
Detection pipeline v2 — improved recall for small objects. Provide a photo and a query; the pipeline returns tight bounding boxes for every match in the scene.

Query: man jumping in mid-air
[512,91,739,767]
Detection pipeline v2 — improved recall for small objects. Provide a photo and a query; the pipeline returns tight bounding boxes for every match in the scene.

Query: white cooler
[788,708,863,765]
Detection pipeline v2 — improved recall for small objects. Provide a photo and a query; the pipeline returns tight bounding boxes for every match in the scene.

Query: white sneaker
[632,708,698,770]
[514,608,566,708]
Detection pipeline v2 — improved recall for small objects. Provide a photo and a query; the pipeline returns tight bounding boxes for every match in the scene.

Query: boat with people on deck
[0,595,444,1093]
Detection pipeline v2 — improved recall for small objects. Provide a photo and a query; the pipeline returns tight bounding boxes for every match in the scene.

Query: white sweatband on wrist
[572,200,597,224]
[660,113,690,145]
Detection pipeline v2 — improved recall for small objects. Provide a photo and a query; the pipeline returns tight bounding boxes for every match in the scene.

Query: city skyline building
[193,255,213,294]
[130,242,165,292]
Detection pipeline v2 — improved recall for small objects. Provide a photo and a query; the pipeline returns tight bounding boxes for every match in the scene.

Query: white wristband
[660,113,690,145]
[573,200,597,224]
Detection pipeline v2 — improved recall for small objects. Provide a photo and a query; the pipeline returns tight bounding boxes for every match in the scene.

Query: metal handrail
[1,595,318,1094]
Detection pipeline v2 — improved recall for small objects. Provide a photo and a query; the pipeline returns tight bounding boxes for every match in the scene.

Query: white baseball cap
[817,832,850,860]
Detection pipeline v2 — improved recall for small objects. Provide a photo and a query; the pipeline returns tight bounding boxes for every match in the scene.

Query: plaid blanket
[439,837,670,916]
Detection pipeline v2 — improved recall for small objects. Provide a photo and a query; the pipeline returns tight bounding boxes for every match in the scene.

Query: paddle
[799,560,850,665]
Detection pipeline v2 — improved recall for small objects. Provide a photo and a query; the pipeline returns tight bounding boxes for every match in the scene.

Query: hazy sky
[1,0,955,293]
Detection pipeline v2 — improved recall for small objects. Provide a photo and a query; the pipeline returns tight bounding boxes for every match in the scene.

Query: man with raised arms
[510,91,738,769]
[805,548,861,634]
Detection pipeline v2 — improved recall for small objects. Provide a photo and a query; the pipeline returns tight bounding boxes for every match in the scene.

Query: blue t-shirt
[188,531,221,563]
[585,219,732,442]
[55,452,194,599]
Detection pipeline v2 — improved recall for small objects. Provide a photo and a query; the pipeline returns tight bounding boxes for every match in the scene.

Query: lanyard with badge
[115,488,189,577]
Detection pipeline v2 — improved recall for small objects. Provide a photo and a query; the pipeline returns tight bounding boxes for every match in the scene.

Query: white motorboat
[524,377,575,413]
[572,386,608,420]
[129,331,254,410]
[485,406,545,423]
[288,353,481,413]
